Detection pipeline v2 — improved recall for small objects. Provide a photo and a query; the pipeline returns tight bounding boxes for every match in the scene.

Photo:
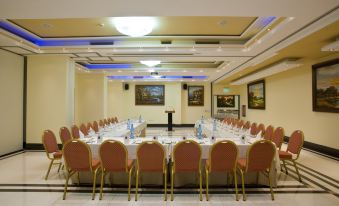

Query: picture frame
[312,58,339,113]
[188,86,204,106]
[216,95,235,107]
[135,85,165,105]
[247,79,265,109]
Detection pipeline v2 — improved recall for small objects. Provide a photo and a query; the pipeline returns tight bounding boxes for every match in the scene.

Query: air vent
[195,41,220,45]
[90,41,114,45]
[161,40,172,44]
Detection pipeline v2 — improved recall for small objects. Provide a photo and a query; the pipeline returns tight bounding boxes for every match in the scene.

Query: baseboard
[147,124,195,127]
[284,136,339,159]
[25,143,62,150]
[0,149,24,159]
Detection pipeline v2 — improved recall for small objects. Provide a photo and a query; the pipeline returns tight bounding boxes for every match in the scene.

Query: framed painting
[135,85,165,105]
[217,95,235,107]
[188,86,204,106]
[312,58,339,113]
[247,79,265,109]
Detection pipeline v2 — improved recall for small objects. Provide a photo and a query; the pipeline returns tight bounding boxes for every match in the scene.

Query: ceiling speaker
[183,83,188,90]
[123,83,129,90]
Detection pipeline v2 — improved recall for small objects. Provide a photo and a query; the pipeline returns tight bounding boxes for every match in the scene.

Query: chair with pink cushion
[92,121,99,133]
[243,121,251,130]
[42,130,62,180]
[80,123,88,136]
[237,120,244,129]
[249,123,257,135]
[171,140,202,201]
[71,125,80,139]
[205,140,239,201]
[279,130,304,182]
[237,140,275,201]
[87,122,93,132]
[59,126,72,146]
[99,140,134,200]
[272,127,284,150]
[263,125,274,141]
[114,117,119,123]
[135,141,167,201]
[62,139,101,200]
[257,123,265,137]
[99,120,104,127]
[103,119,108,126]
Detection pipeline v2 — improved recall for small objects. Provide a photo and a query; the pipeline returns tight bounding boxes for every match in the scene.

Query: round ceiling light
[113,17,156,37]
[140,60,161,67]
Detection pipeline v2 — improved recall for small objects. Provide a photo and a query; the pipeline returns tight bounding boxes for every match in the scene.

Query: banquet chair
[279,130,304,182]
[171,140,202,201]
[71,125,80,139]
[99,120,104,127]
[136,141,167,201]
[257,123,265,137]
[237,140,276,201]
[264,125,274,141]
[243,121,251,130]
[206,140,239,201]
[62,139,101,200]
[99,140,134,200]
[114,117,119,123]
[237,120,244,129]
[80,123,88,136]
[250,123,257,135]
[42,130,62,180]
[87,122,93,132]
[92,121,99,133]
[103,119,108,126]
[272,127,284,150]
[59,126,72,146]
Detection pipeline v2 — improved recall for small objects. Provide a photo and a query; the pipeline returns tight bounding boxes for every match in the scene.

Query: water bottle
[201,115,204,124]
[213,119,217,131]
[139,115,142,123]
[127,119,130,129]
[130,124,135,139]
[197,124,203,139]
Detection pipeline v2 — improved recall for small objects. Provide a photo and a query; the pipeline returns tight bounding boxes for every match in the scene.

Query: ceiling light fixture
[140,60,161,67]
[113,17,156,37]
[321,39,339,51]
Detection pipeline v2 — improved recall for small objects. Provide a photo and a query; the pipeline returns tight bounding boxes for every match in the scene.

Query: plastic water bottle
[139,115,142,123]
[201,115,204,124]
[213,119,217,131]
[130,124,135,139]
[127,119,130,129]
[197,124,203,139]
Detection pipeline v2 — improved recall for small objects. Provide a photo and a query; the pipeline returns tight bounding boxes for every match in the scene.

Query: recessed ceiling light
[267,28,271,31]
[113,17,156,37]
[217,46,222,52]
[183,70,187,73]
[117,70,122,72]
[97,23,105,27]
[216,70,220,72]
[190,46,196,52]
[199,70,204,73]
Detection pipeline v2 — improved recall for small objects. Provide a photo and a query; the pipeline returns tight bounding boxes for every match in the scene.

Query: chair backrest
[237,120,244,128]
[209,140,238,172]
[232,119,239,127]
[79,123,88,136]
[71,125,80,139]
[42,130,59,153]
[243,121,251,130]
[99,140,128,172]
[103,119,108,125]
[173,140,201,172]
[92,121,99,133]
[114,117,118,123]
[87,122,93,132]
[250,123,257,135]
[137,141,165,172]
[272,127,284,149]
[246,140,275,172]
[287,130,304,156]
[59,127,72,145]
[257,123,265,136]
[63,140,93,171]
[99,120,104,127]
[264,125,274,141]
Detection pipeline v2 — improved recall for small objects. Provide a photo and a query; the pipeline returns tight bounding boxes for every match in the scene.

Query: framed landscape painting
[247,80,265,109]
[312,58,339,113]
[135,85,165,105]
[188,86,204,106]
[217,95,235,107]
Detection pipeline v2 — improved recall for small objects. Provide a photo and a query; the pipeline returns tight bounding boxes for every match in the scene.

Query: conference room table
[72,119,280,187]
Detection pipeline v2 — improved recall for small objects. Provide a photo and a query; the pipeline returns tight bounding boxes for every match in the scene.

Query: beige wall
[0,49,24,155]
[230,54,339,149]
[75,73,107,124]
[27,55,74,144]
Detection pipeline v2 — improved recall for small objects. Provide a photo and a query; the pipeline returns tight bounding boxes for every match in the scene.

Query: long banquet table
[70,119,280,187]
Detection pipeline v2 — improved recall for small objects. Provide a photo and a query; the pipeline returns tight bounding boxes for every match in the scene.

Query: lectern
[165,110,175,131]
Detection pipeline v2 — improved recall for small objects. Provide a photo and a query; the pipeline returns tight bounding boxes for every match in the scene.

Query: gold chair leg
[164,170,167,201]
[293,160,302,182]
[268,170,274,200]
[135,170,139,201]
[205,169,209,201]
[199,170,203,201]
[283,160,288,174]
[57,162,62,173]
[240,169,246,201]
[92,169,98,200]
[128,168,132,201]
[233,170,239,201]
[63,170,70,200]
[45,159,54,180]
[99,168,105,200]
[171,170,174,201]
[77,172,80,185]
